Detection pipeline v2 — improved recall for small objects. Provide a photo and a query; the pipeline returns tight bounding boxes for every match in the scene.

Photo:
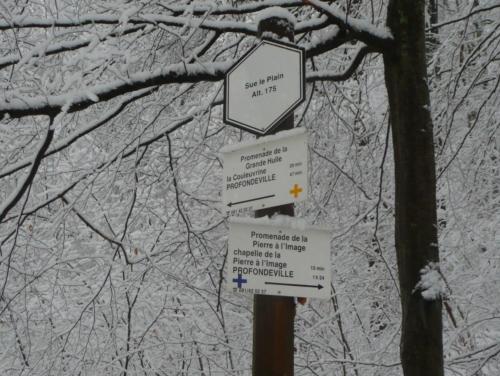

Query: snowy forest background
[0,0,499,375]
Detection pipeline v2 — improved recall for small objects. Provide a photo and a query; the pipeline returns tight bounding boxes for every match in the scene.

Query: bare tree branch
[0,120,54,222]
[0,88,156,179]
[427,3,500,31]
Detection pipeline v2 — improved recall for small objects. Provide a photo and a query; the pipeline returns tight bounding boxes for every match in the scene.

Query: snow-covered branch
[0,14,255,35]
[302,26,353,56]
[0,61,230,119]
[1,32,368,120]
[60,195,131,263]
[0,88,156,179]
[0,13,333,40]
[161,0,305,16]
[0,25,147,71]
[307,46,378,81]
[304,0,393,51]
[0,98,223,224]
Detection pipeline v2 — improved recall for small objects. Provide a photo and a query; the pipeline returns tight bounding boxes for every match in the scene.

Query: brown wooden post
[253,15,296,376]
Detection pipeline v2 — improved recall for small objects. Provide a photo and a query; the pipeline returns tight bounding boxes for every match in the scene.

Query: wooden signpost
[222,14,330,376]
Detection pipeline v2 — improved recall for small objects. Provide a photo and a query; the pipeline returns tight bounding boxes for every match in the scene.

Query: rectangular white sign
[221,128,308,215]
[226,216,331,299]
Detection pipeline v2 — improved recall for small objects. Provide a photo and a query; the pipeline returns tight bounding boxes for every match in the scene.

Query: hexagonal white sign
[224,39,305,135]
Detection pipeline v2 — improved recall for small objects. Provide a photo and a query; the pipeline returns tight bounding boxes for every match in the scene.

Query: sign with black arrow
[227,216,331,299]
[221,128,308,215]
[264,281,324,290]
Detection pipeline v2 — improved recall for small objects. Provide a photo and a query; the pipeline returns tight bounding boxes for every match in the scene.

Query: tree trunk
[384,1,444,375]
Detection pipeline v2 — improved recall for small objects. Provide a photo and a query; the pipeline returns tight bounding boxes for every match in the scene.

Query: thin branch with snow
[304,0,393,51]
[0,88,156,179]
[307,45,378,81]
[0,121,54,222]
[0,61,230,119]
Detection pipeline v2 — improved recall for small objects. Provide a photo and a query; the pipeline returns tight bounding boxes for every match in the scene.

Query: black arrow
[265,282,323,290]
[227,194,275,207]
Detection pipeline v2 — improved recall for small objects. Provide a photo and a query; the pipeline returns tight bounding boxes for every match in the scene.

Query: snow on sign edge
[219,127,306,154]
[229,215,330,233]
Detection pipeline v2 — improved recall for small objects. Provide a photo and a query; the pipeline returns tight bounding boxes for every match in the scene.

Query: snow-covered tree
[1,1,498,375]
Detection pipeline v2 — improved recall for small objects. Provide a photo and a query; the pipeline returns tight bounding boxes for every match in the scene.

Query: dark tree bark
[383,1,444,375]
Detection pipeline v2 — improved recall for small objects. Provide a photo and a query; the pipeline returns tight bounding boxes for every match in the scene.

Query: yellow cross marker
[289,184,303,198]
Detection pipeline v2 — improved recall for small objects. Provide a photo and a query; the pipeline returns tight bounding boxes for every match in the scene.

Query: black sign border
[223,38,306,135]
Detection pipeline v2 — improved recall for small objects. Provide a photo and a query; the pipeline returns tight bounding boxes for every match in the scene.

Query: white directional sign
[224,39,305,135]
[221,128,308,215]
[226,216,331,299]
